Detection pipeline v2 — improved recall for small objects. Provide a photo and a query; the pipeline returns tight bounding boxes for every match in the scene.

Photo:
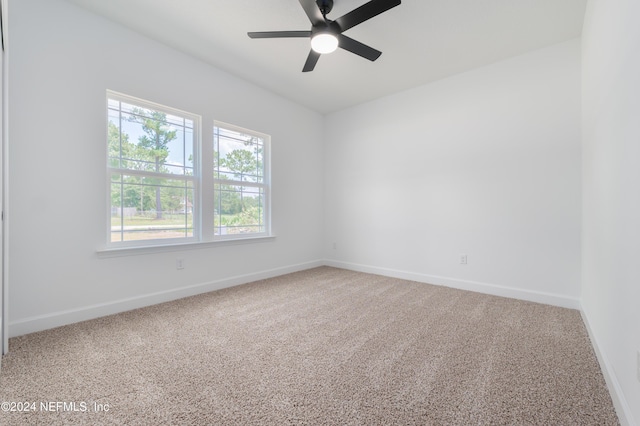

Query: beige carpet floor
[0,267,618,425]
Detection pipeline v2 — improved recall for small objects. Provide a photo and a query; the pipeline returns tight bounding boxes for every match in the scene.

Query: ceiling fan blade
[335,0,401,33]
[299,0,325,25]
[248,31,312,39]
[337,34,381,61]
[302,50,321,72]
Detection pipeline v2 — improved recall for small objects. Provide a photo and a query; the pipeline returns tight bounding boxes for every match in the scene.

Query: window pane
[110,174,194,242]
[214,126,264,184]
[107,99,120,110]
[213,184,265,236]
[109,100,194,175]
[107,92,201,246]
[165,113,185,127]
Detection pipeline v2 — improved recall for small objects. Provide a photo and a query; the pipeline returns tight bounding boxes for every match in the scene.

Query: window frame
[103,91,272,251]
[213,121,271,241]
[106,91,201,249]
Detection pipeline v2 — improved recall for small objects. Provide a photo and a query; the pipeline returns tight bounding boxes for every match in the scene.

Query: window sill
[96,235,276,258]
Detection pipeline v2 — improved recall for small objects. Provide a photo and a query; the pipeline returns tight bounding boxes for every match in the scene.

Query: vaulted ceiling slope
[65,0,587,114]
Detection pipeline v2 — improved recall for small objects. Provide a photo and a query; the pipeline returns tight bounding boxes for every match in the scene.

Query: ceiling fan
[248,0,401,72]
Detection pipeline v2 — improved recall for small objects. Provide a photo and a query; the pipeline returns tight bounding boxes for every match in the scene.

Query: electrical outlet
[176,259,185,270]
[332,242,337,250]
[460,254,467,265]
[637,351,640,383]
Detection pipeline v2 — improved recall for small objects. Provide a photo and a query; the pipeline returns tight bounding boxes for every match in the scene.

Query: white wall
[324,39,582,308]
[581,0,640,424]
[7,0,324,336]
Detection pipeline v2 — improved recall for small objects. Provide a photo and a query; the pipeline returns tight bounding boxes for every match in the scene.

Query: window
[214,123,270,239]
[106,91,270,248]
[108,92,198,245]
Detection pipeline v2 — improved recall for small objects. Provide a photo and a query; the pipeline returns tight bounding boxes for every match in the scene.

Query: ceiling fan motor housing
[316,0,334,16]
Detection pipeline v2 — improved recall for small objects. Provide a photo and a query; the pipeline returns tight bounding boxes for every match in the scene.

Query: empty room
[0,0,638,424]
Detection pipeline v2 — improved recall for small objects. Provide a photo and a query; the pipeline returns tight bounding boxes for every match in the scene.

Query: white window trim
[213,120,271,242]
[106,90,201,249]
[96,235,276,258]
[102,92,273,252]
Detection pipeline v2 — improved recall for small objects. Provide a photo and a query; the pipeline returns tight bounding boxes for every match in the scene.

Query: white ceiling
[65,0,587,114]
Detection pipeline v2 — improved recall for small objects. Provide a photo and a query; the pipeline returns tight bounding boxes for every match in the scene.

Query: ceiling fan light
[311,33,339,54]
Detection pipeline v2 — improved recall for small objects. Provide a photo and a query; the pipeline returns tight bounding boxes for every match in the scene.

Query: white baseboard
[324,259,580,309]
[8,260,324,338]
[580,307,636,426]
[8,258,581,336]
